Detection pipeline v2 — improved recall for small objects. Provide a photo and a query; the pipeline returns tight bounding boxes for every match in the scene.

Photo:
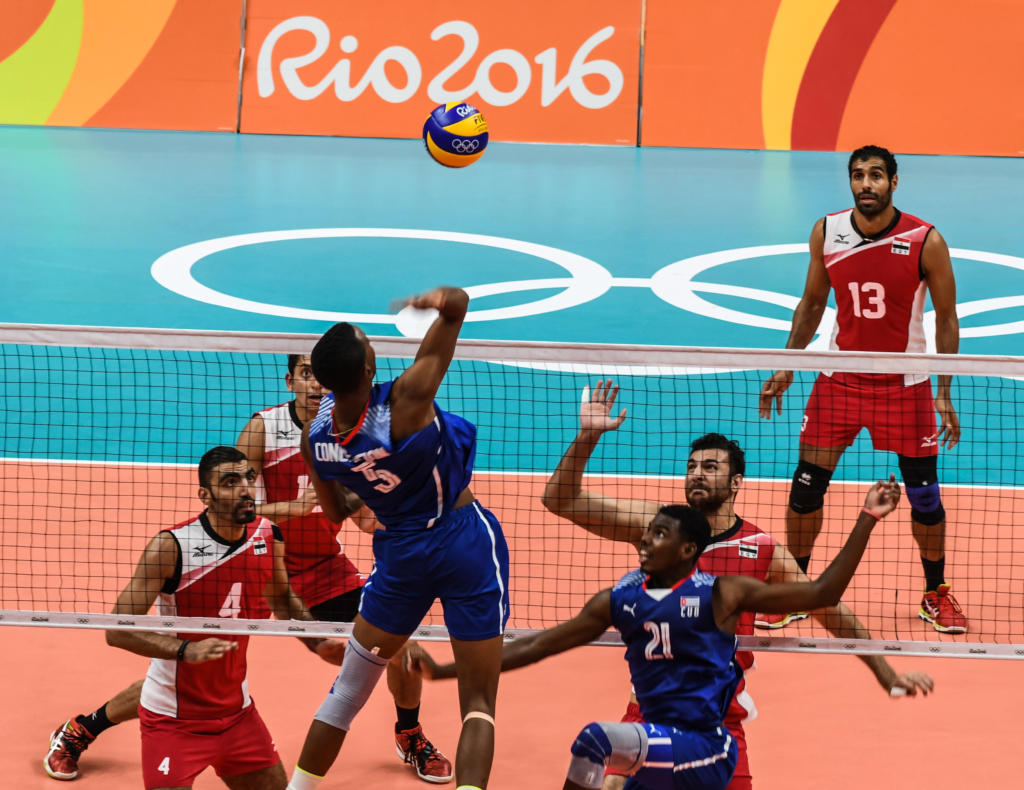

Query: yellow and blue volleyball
[422,102,489,168]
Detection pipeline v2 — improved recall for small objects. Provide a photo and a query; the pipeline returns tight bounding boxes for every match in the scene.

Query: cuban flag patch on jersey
[891,237,911,255]
[253,538,268,556]
[681,596,700,617]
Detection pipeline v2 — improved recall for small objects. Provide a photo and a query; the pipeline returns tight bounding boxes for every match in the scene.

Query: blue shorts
[623,724,736,790]
[359,501,510,641]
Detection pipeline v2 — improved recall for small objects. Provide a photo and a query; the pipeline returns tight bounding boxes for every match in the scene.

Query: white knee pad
[566,721,648,789]
[313,637,388,731]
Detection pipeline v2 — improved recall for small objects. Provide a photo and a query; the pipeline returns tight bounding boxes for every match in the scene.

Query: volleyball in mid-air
[422,102,489,168]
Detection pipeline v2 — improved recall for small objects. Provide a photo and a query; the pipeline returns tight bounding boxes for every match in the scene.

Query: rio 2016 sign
[240,0,642,144]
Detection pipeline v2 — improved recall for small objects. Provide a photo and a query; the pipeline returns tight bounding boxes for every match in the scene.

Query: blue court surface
[2,125,1024,487]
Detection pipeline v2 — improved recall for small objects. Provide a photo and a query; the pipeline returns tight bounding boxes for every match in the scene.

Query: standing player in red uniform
[758,145,966,633]
[103,446,339,790]
[543,381,933,790]
[237,354,451,783]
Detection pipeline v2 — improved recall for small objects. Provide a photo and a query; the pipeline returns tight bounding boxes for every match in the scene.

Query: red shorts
[139,704,279,788]
[605,702,751,789]
[801,373,938,457]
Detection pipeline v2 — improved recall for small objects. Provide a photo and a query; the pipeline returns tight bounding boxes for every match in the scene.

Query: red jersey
[256,401,362,607]
[698,517,776,726]
[140,514,277,720]
[823,208,933,385]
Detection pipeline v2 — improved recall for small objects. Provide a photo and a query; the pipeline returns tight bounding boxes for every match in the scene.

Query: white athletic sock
[287,765,324,790]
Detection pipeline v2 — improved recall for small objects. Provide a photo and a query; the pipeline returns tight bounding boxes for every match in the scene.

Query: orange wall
[2,0,1021,155]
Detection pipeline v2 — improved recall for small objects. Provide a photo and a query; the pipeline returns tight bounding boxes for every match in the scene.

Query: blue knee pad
[314,636,388,732]
[567,722,647,789]
[789,460,833,514]
[898,455,945,526]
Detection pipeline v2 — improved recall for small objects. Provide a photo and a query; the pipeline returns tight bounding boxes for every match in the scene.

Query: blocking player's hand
[314,638,346,666]
[888,670,934,698]
[935,395,961,449]
[758,370,793,419]
[184,638,238,663]
[863,474,901,519]
[580,380,627,437]
[294,485,320,516]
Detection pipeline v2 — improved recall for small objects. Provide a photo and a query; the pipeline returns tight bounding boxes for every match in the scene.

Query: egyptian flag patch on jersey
[253,538,268,555]
[891,237,911,255]
[738,542,758,559]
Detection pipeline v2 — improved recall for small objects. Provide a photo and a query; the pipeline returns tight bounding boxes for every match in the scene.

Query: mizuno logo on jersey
[920,433,938,448]
[276,429,294,440]
[739,543,758,559]
[681,596,700,617]
[192,544,213,558]
[834,233,850,244]
[891,237,911,255]
[253,538,268,555]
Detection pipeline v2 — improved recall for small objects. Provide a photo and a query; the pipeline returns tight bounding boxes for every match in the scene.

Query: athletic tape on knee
[789,460,832,514]
[313,636,388,731]
[898,455,945,525]
[567,722,648,789]
[463,711,495,726]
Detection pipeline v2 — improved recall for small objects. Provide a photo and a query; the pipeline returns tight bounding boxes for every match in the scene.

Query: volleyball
[422,102,489,168]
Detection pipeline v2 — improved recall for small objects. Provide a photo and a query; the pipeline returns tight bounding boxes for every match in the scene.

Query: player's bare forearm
[784,298,827,350]
[541,432,600,516]
[107,627,190,660]
[811,602,897,689]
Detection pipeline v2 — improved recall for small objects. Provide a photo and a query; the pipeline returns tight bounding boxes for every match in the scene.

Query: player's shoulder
[613,568,646,591]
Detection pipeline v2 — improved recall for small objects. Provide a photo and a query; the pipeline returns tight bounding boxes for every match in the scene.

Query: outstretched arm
[106,532,237,664]
[922,229,960,449]
[759,219,830,419]
[769,546,933,696]
[717,478,900,628]
[541,381,655,547]
[412,589,613,679]
[389,286,469,441]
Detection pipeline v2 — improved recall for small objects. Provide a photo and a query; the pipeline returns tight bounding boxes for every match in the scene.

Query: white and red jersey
[140,514,277,720]
[822,208,933,385]
[256,401,362,607]
[698,517,777,727]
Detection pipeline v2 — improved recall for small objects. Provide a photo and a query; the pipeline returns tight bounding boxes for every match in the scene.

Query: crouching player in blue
[286,286,510,790]
[414,477,900,790]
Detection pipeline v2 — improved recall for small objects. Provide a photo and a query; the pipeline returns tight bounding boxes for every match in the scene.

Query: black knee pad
[898,454,945,526]
[789,460,833,514]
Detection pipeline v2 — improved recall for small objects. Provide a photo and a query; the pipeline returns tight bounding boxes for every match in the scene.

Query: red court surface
[1,465,1021,787]
[4,626,1018,789]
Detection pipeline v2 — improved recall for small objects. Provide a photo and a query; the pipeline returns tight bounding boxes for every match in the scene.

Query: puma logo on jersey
[681,596,700,617]
[892,237,911,255]
[622,602,637,617]
[192,544,213,558]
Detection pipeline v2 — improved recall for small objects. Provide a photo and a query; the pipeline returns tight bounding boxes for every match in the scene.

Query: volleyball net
[2,323,1023,659]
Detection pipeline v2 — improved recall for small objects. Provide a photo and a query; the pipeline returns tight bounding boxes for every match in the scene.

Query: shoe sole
[753,613,809,630]
[918,610,967,634]
[395,743,453,784]
[44,729,79,781]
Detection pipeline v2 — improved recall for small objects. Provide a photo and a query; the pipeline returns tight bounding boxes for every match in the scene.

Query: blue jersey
[307,381,477,532]
[610,568,741,731]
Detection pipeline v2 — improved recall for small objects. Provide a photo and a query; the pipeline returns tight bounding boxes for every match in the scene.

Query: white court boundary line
[0,611,1020,658]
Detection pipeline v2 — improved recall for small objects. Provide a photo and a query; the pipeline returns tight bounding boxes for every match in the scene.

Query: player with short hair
[543,381,932,790]
[414,480,902,790]
[103,446,337,790]
[237,353,451,783]
[759,144,966,633]
[286,286,510,790]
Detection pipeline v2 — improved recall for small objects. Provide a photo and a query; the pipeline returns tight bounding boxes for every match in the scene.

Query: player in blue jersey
[286,287,510,790]
[414,478,899,790]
